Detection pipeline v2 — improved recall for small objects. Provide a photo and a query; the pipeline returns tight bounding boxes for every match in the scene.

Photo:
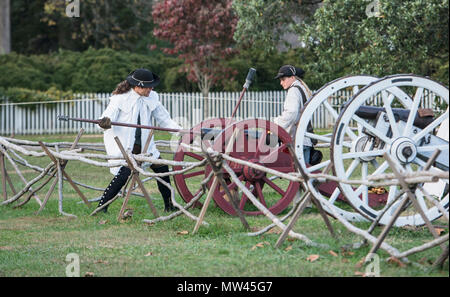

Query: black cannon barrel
[355,105,434,129]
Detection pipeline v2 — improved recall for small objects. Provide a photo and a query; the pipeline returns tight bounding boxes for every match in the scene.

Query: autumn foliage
[152,0,238,98]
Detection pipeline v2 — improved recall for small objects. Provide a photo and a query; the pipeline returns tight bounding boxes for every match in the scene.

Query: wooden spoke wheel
[331,74,449,226]
[173,118,229,206]
[295,75,382,222]
[207,119,299,216]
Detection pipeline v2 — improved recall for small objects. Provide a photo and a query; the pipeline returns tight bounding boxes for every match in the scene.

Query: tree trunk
[0,0,10,54]
[202,89,209,120]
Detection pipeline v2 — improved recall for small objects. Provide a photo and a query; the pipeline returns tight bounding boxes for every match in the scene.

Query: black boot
[151,164,177,212]
[98,166,132,213]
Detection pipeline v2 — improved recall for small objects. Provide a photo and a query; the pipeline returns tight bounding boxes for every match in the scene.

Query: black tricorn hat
[127,68,160,88]
[274,65,305,80]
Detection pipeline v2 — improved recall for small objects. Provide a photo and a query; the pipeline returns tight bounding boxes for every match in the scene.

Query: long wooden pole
[192,68,256,234]
[58,116,191,134]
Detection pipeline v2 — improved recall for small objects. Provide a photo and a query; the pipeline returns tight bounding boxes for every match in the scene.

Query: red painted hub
[243,159,266,182]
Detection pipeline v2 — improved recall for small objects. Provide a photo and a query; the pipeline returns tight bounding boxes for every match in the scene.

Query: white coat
[274,80,312,146]
[101,89,182,175]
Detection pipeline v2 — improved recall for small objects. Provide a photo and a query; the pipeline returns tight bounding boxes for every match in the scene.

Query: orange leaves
[306,254,320,262]
[328,250,338,257]
[251,241,270,251]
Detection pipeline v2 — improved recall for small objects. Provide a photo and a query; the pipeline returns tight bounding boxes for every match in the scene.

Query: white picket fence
[0,89,441,135]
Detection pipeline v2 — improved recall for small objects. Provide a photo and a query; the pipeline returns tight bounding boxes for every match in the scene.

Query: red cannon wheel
[207,119,299,216]
[173,118,228,205]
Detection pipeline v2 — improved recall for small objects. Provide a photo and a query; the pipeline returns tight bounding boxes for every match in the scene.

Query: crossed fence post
[1,145,13,201]
[202,147,250,231]
[192,127,241,234]
[0,144,44,206]
[37,132,91,217]
[114,135,159,221]
[274,143,336,248]
[366,150,447,259]
[35,129,87,214]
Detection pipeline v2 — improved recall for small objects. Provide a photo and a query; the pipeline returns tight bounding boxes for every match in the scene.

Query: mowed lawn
[0,132,448,277]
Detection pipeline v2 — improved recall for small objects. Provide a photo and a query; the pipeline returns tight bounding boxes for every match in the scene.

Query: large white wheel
[295,75,380,222]
[331,74,449,226]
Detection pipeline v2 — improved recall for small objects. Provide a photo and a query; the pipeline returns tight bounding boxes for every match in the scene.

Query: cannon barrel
[355,105,434,129]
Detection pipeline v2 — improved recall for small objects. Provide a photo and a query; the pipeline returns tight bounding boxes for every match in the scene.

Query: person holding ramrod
[97,68,181,213]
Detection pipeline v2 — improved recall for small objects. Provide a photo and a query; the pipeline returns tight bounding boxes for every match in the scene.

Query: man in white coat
[97,68,182,213]
[273,65,315,164]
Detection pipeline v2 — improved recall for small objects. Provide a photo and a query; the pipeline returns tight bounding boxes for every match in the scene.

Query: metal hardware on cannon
[355,105,448,171]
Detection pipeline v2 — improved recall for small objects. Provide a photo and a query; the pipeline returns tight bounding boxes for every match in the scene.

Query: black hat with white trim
[274,65,305,79]
[127,68,160,88]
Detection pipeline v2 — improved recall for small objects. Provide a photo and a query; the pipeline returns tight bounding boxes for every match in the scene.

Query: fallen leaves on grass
[251,241,270,250]
[84,272,95,277]
[177,230,189,235]
[355,258,365,269]
[284,245,292,252]
[340,249,355,257]
[93,260,109,265]
[328,250,338,257]
[267,227,282,234]
[98,220,108,225]
[306,254,320,262]
[122,209,134,220]
[387,256,406,268]
[145,252,153,257]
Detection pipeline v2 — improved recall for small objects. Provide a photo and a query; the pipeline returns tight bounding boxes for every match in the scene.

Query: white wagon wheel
[295,75,382,221]
[331,74,449,226]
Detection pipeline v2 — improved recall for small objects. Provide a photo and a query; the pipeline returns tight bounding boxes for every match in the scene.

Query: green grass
[0,132,448,277]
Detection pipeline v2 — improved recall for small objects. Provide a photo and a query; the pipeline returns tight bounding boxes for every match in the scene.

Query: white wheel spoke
[403,87,423,137]
[345,159,361,179]
[381,91,400,138]
[370,159,380,169]
[361,162,368,204]
[357,122,363,135]
[305,132,331,144]
[328,187,341,204]
[417,144,449,153]
[386,185,399,204]
[413,111,448,142]
[342,149,386,160]
[386,87,413,108]
[307,159,330,173]
[341,141,353,149]
[369,160,389,176]
[323,100,357,140]
[415,187,429,214]
[411,156,427,167]
[351,115,393,144]
[323,100,341,121]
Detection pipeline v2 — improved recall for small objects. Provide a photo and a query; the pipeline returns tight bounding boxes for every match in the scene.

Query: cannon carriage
[171,74,449,227]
